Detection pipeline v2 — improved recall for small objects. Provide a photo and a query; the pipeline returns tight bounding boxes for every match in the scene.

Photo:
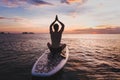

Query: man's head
[53,24,59,32]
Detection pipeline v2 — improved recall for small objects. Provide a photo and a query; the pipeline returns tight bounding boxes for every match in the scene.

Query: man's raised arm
[50,20,56,33]
[58,20,65,33]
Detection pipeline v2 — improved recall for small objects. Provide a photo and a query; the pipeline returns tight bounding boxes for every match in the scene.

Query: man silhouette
[47,15,66,55]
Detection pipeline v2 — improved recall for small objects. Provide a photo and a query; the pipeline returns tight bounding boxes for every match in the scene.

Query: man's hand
[55,15,58,21]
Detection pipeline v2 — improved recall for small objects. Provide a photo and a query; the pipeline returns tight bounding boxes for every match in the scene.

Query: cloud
[0,16,24,22]
[74,26,120,34]
[28,0,53,6]
[0,0,53,8]
[60,0,88,17]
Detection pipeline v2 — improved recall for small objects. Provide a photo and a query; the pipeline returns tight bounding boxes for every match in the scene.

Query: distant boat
[0,32,5,34]
[22,32,28,34]
[22,32,34,34]
[7,32,10,34]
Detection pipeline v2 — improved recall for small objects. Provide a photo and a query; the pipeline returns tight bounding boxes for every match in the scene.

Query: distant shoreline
[0,32,120,34]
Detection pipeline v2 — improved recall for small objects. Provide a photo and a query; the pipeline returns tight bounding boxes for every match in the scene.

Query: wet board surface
[31,46,69,77]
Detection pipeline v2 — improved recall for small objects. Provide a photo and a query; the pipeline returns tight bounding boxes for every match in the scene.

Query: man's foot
[60,44,66,58]
[60,53,66,58]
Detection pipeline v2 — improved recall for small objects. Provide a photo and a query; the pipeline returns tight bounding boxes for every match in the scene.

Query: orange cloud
[74,26,120,34]
[0,25,48,33]
[68,0,85,3]
[61,0,87,4]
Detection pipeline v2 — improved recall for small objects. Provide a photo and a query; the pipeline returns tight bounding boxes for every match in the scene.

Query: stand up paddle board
[31,46,69,77]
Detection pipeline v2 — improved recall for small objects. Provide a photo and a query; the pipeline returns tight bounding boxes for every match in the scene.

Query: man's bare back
[47,15,66,54]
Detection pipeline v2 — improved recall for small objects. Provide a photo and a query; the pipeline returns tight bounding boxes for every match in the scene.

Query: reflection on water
[0,34,120,80]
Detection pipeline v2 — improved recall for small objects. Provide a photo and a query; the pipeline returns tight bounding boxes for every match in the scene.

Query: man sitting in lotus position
[47,15,66,56]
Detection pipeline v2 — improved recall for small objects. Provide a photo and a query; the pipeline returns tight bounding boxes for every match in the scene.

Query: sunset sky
[0,0,120,33]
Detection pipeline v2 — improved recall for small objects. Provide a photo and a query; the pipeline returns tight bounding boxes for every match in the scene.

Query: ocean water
[0,34,120,80]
